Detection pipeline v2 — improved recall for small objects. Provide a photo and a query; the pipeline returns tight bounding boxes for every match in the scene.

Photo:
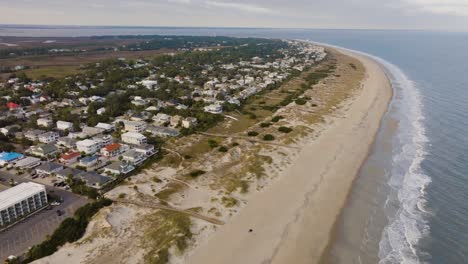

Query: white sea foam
[302,39,431,264]
[375,58,431,264]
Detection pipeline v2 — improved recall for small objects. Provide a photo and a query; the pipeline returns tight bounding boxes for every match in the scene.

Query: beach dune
[187,48,392,264]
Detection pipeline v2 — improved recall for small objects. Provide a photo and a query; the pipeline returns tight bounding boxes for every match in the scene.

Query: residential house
[29,144,58,158]
[146,126,180,137]
[204,104,223,114]
[95,123,115,132]
[59,151,81,164]
[96,107,106,115]
[79,171,112,189]
[36,162,63,175]
[82,126,105,137]
[92,135,113,148]
[56,137,77,149]
[122,150,146,165]
[152,113,171,126]
[123,120,146,133]
[13,156,41,169]
[0,125,20,136]
[100,143,127,158]
[79,156,99,168]
[56,121,74,131]
[37,118,53,128]
[24,129,45,141]
[76,139,99,154]
[38,131,59,144]
[134,144,156,156]
[170,115,182,128]
[121,132,147,145]
[103,161,135,176]
[56,167,84,180]
[182,117,198,129]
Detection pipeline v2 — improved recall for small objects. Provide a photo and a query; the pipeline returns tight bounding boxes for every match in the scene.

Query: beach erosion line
[187,44,393,264]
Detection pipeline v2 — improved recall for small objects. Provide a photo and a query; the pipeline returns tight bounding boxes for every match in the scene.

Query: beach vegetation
[278,126,293,133]
[263,134,275,141]
[188,169,206,178]
[247,131,259,137]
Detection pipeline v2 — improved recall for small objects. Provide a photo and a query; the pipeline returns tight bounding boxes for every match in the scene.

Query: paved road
[0,171,88,261]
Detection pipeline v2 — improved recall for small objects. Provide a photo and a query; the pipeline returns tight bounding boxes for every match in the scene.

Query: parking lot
[0,171,88,260]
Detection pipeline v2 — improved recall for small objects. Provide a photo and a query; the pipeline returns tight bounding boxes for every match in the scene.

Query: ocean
[2,26,467,263]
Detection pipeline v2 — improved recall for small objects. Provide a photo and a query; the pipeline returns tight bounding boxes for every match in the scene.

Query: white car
[51,202,61,206]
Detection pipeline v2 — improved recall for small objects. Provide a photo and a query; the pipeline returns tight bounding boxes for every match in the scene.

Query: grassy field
[20,65,80,79]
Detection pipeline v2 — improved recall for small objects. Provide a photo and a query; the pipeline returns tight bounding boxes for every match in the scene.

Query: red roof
[60,151,80,161]
[6,102,20,109]
[103,143,121,152]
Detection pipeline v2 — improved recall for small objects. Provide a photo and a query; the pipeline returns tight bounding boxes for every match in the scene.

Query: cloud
[401,0,468,16]
[168,0,191,4]
[204,1,273,14]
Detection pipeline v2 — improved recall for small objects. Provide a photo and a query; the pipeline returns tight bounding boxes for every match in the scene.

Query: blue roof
[0,152,24,162]
[80,156,98,163]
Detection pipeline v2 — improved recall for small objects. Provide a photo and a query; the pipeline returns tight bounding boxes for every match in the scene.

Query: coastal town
[0,37,327,262]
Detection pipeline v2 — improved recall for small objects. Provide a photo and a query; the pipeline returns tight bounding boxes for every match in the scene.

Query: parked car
[51,202,60,206]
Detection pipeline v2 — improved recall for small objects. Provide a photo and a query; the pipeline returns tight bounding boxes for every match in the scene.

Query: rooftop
[0,182,46,211]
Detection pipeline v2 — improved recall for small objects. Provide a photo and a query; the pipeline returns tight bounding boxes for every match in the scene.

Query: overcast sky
[2,0,468,30]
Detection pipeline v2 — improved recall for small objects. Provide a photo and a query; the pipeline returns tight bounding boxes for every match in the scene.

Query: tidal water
[1,26,467,263]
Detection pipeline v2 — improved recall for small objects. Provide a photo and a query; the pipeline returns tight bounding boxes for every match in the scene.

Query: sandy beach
[186,47,393,264]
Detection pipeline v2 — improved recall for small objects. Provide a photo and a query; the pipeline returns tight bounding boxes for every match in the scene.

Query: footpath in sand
[187,47,392,264]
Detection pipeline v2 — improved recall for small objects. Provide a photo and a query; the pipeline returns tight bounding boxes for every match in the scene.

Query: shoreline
[186,46,393,264]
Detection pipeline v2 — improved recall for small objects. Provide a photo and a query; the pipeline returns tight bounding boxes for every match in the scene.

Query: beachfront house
[122,150,146,165]
[103,161,135,176]
[100,143,128,158]
[145,125,180,137]
[121,132,147,145]
[124,120,147,133]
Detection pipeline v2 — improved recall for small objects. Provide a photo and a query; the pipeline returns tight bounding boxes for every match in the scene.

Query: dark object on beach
[249,229,253,233]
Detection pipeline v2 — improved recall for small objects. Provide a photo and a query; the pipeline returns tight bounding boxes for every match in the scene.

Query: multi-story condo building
[0,182,48,228]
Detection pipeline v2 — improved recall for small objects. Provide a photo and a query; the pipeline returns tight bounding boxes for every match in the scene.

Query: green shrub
[295,98,307,105]
[263,134,275,141]
[278,126,293,133]
[189,170,206,178]
[271,115,284,123]
[208,139,218,148]
[247,131,259,137]
[218,146,228,152]
[260,122,272,128]
[24,199,113,263]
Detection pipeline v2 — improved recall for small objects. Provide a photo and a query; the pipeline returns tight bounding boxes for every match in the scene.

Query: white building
[76,139,99,154]
[96,107,106,115]
[121,132,147,145]
[0,182,48,227]
[124,121,147,133]
[37,118,53,128]
[56,121,74,131]
[204,104,223,114]
[38,131,59,143]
